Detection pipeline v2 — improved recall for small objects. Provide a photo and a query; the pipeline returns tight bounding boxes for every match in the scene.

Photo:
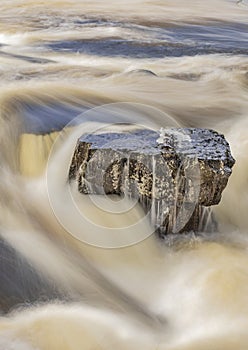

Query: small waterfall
[1,1,248,348]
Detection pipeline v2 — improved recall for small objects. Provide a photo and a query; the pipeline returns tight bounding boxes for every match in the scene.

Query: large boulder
[69,127,235,235]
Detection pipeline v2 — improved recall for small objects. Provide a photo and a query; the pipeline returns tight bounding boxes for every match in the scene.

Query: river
[0,1,248,349]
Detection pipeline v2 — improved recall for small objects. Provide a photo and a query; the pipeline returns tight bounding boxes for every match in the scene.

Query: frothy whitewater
[0,1,248,349]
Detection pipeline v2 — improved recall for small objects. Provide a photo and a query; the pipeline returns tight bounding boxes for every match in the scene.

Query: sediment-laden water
[1,1,248,349]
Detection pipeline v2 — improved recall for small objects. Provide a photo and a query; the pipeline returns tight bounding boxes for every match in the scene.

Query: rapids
[0,0,248,349]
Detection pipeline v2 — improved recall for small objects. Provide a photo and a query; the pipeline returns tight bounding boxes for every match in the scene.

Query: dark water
[21,103,87,134]
[45,22,248,58]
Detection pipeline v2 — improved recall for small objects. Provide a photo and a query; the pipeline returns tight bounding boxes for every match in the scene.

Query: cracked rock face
[69,128,235,235]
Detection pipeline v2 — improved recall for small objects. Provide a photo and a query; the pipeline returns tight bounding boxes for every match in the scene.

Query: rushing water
[1,0,248,349]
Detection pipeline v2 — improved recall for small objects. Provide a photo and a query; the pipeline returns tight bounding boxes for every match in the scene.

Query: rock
[69,127,235,235]
[126,69,157,76]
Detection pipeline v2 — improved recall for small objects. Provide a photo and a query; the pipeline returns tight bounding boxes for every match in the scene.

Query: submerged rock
[69,128,235,236]
[126,69,157,76]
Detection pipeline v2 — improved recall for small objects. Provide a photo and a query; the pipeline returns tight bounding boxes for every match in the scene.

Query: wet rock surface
[69,128,235,235]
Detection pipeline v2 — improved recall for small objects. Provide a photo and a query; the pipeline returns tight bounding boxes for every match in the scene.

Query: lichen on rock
[69,127,235,236]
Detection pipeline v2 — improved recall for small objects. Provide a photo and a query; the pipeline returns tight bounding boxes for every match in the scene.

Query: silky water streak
[1,0,248,349]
